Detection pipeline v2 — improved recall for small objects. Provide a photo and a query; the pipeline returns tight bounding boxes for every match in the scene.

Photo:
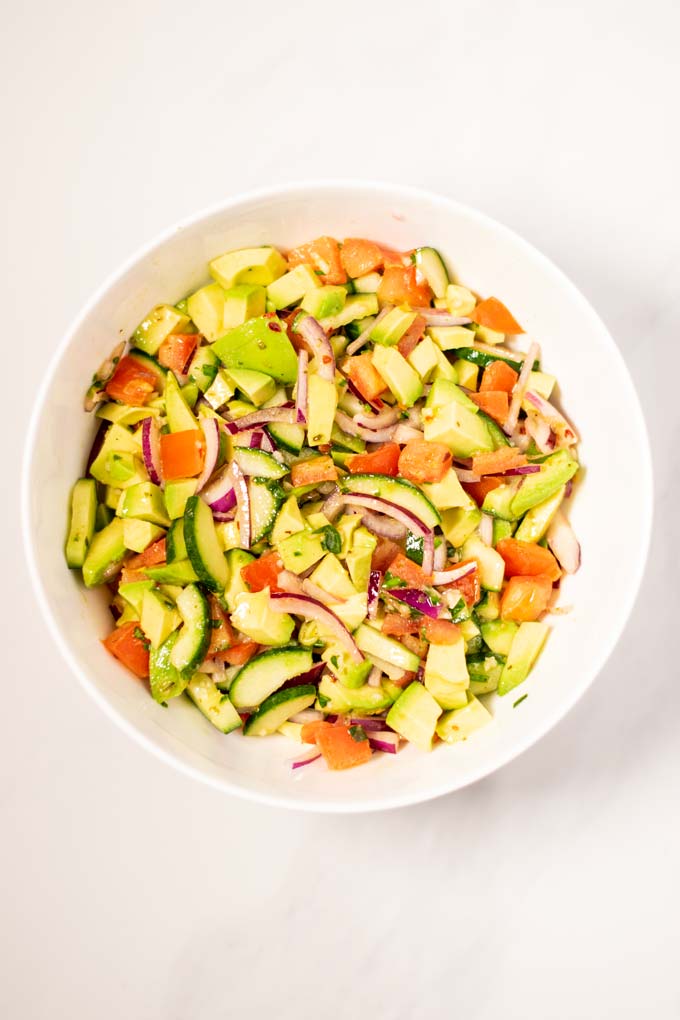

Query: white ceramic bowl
[23,181,652,812]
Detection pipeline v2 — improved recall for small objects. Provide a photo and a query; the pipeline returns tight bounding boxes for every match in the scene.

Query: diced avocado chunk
[422,468,469,511]
[510,451,578,519]
[222,284,266,329]
[122,519,165,553]
[427,325,474,351]
[140,589,181,649]
[426,376,479,414]
[407,335,440,381]
[187,346,219,392]
[514,486,565,543]
[480,619,518,657]
[371,346,423,406]
[212,315,298,384]
[424,636,470,710]
[436,695,493,743]
[209,246,288,289]
[231,588,294,645]
[204,367,236,410]
[492,518,514,546]
[82,518,126,587]
[386,682,442,751]
[316,675,393,715]
[370,307,417,346]
[482,481,520,521]
[440,506,481,548]
[118,580,155,615]
[301,285,346,319]
[186,283,227,342]
[319,293,379,331]
[215,520,241,552]
[498,621,549,696]
[322,646,373,689]
[453,359,479,390]
[306,374,337,446]
[527,371,556,400]
[149,631,190,705]
[226,367,276,406]
[266,264,320,310]
[327,592,368,632]
[165,371,198,432]
[164,479,198,520]
[345,527,377,592]
[475,324,504,345]
[354,623,420,672]
[423,398,493,458]
[309,554,357,601]
[223,549,254,611]
[336,514,362,556]
[145,559,198,584]
[270,495,307,545]
[118,482,171,527]
[133,304,191,356]
[276,528,326,573]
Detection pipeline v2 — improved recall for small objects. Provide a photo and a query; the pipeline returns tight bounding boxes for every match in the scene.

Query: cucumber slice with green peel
[183,495,228,593]
[339,474,441,529]
[466,653,503,695]
[243,685,317,736]
[169,584,210,673]
[65,478,97,568]
[127,349,167,391]
[248,478,286,542]
[478,411,510,448]
[186,675,242,733]
[412,247,450,298]
[149,631,190,704]
[230,645,314,709]
[455,347,540,374]
[354,623,421,672]
[232,448,288,480]
[266,422,305,454]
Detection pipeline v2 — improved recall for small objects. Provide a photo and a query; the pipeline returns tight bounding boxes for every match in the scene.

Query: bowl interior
[24,182,651,811]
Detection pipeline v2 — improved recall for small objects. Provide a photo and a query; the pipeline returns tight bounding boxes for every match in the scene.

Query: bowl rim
[21,179,654,813]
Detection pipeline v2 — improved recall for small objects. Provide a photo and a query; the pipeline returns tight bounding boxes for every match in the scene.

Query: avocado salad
[65,235,581,772]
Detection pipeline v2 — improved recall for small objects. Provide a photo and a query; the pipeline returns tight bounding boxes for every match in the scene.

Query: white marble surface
[3,1,679,1017]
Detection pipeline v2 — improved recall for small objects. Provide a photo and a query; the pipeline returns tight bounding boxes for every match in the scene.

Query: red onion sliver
[524,391,578,446]
[392,424,424,444]
[421,531,435,576]
[453,466,481,483]
[411,308,472,326]
[361,512,407,542]
[231,461,250,548]
[346,305,393,356]
[334,410,397,443]
[291,750,322,771]
[478,513,493,545]
[504,464,541,476]
[433,540,447,572]
[432,561,477,586]
[354,406,400,430]
[367,570,382,620]
[390,589,440,618]
[341,494,430,538]
[194,417,220,493]
[297,315,335,382]
[227,407,300,432]
[322,488,345,523]
[349,716,389,731]
[546,509,581,573]
[141,416,163,487]
[281,661,326,689]
[366,666,382,688]
[269,593,364,662]
[201,465,236,513]
[295,349,309,425]
[259,430,276,453]
[368,732,400,754]
[505,341,540,435]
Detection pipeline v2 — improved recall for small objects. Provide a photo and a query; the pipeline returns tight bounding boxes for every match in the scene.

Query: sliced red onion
[295,349,309,424]
[341,494,430,539]
[366,666,382,688]
[565,479,574,499]
[269,593,364,662]
[231,461,250,548]
[248,430,263,449]
[503,464,541,476]
[478,513,493,545]
[297,315,335,382]
[141,417,163,486]
[281,661,326,689]
[226,407,299,432]
[453,466,481,483]
[291,750,322,770]
[367,570,382,620]
[334,410,397,443]
[421,531,435,576]
[349,716,389,731]
[201,465,236,514]
[212,509,236,522]
[390,588,440,618]
[411,308,472,326]
[341,375,383,413]
[524,390,578,445]
[354,406,400,430]
[361,512,407,541]
[505,341,540,435]
[546,509,581,573]
[524,414,553,454]
[289,708,323,724]
[346,305,393,356]
[301,578,344,605]
[392,424,424,444]
[368,732,400,754]
[432,561,477,586]
[259,430,276,453]
[194,417,220,492]
[433,540,447,572]
[322,488,345,523]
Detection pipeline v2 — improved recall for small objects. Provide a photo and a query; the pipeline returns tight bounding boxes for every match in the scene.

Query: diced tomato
[241,551,284,593]
[470,297,524,334]
[207,595,236,655]
[496,538,561,582]
[287,236,347,284]
[215,640,260,666]
[290,455,338,487]
[480,360,519,394]
[377,265,432,308]
[470,448,528,476]
[469,390,509,425]
[441,558,481,606]
[401,634,428,659]
[344,353,388,403]
[315,724,372,770]
[159,430,204,481]
[346,442,400,477]
[340,238,384,277]
[500,575,552,621]
[102,621,150,679]
[398,440,452,484]
[420,618,461,645]
[158,333,198,375]
[371,538,402,574]
[387,551,433,586]
[379,246,410,268]
[126,538,167,570]
[381,612,419,637]
[396,314,426,358]
[463,475,504,506]
[301,720,332,744]
[118,566,149,586]
[105,355,158,406]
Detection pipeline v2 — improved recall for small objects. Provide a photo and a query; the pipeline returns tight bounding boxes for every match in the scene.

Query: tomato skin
[287,236,347,284]
[387,552,432,586]
[241,552,284,594]
[441,558,481,606]
[480,360,518,393]
[463,476,504,506]
[340,238,384,277]
[471,296,524,334]
[290,455,338,487]
[347,443,400,477]
[469,390,509,425]
[159,430,204,480]
[496,539,561,582]
[102,621,150,679]
[158,333,198,374]
[344,353,388,403]
[207,595,236,655]
[126,538,166,570]
[500,575,552,621]
[398,440,452,484]
[105,355,158,405]
[470,449,528,476]
[421,618,461,645]
[214,641,260,665]
[377,265,432,307]
[315,724,373,770]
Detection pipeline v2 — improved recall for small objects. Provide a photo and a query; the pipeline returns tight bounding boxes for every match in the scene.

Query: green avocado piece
[140,588,182,649]
[209,246,288,289]
[436,695,493,743]
[122,519,165,552]
[212,316,298,384]
[426,376,479,414]
[164,478,198,521]
[222,284,267,329]
[322,646,373,689]
[118,482,171,527]
[149,631,190,704]
[386,682,442,751]
[267,265,320,310]
[423,398,494,458]
[370,307,417,346]
[118,579,155,615]
[316,675,393,715]
[230,589,294,646]
[510,450,578,518]
[497,621,549,696]
[187,345,219,393]
[145,559,198,584]
[276,528,326,573]
[132,304,191,356]
[224,548,255,611]
[226,367,277,406]
[186,283,227,342]
[82,518,127,587]
[300,285,346,320]
[164,371,198,432]
[371,346,423,406]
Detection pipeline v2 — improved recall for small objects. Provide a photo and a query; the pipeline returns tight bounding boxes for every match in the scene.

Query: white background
[3,1,679,1017]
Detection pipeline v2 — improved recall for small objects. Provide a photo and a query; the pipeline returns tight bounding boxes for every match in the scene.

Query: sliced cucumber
[169,584,210,673]
[266,422,305,454]
[478,411,510,449]
[248,478,286,542]
[166,518,187,563]
[183,495,228,593]
[230,645,314,709]
[232,447,288,480]
[65,478,97,568]
[455,347,540,374]
[412,247,450,298]
[82,518,126,587]
[187,674,242,733]
[340,474,441,529]
[149,630,190,704]
[354,623,420,672]
[243,685,317,736]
